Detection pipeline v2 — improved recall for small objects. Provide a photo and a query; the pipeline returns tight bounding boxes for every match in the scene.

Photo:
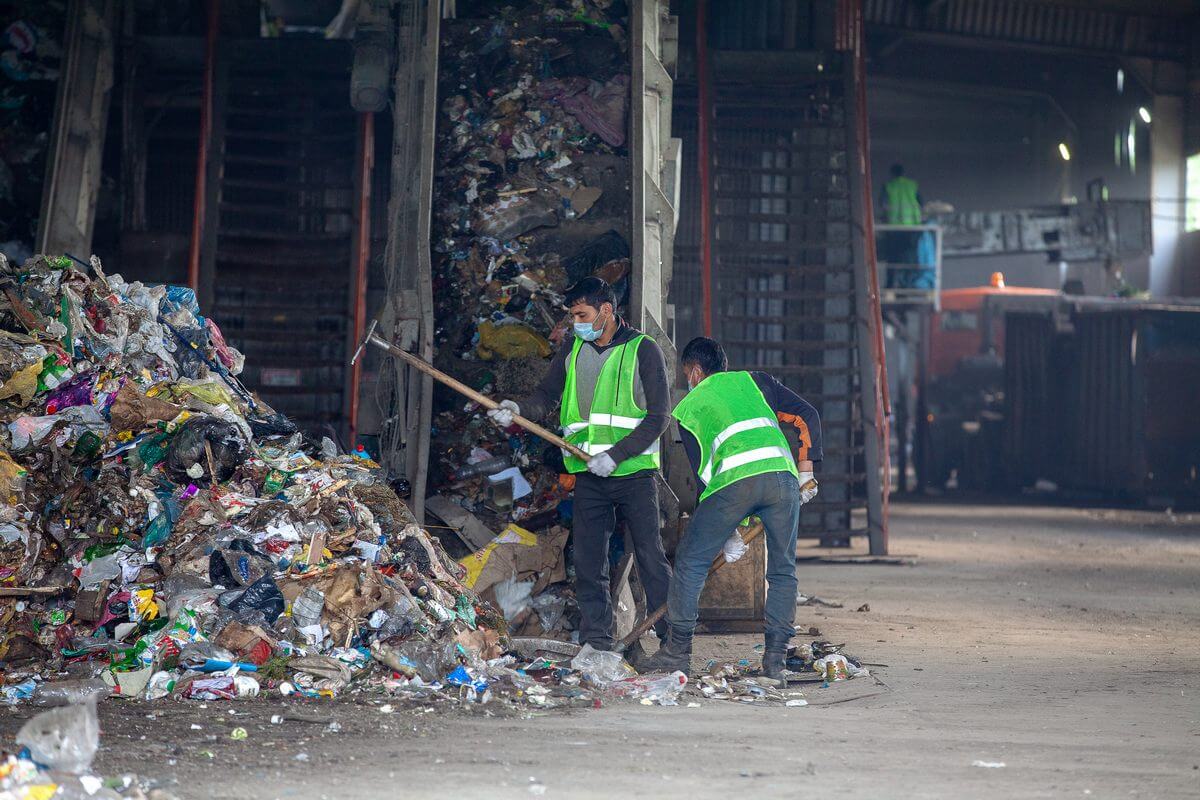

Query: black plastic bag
[223,574,285,625]
[562,230,630,284]
[247,412,298,438]
[208,539,274,588]
[165,417,248,486]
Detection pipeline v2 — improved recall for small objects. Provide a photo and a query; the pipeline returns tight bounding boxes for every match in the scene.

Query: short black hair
[890,163,904,177]
[564,276,615,310]
[680,337,728,375]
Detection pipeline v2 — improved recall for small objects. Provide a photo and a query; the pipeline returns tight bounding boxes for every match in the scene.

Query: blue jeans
[667,471,800,641]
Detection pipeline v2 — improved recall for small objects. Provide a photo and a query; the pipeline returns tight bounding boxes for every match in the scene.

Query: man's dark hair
[890,163,904,177]
[564,276,615,310]
[680,337,728,375]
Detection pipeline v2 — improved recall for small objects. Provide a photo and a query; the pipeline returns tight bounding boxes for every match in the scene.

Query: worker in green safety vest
[487,277,673,651]
[880,162,923,225]
[642,337,822,681]
[880,163,925,286]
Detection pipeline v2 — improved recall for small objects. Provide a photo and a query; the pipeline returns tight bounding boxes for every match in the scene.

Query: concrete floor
[4,501,1198,799]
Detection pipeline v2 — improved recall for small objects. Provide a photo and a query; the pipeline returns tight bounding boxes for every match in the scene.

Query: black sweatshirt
[680,371,823,491]
[518,319,671,471]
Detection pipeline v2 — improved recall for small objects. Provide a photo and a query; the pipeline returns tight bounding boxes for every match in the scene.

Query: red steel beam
[347,111,374,446]
[187,0,219,293]
[848,0,891,548]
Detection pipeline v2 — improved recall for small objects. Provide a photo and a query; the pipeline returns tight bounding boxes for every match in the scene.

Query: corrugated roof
[864,0,1192,61]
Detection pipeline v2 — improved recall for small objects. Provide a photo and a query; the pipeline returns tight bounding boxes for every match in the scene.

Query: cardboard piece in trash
[73,581,109,623]
[425,495,496,551]
[458,524,569,596]
[109,382,182,432]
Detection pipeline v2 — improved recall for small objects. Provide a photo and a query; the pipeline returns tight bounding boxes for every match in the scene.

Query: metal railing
[875,223,942,310]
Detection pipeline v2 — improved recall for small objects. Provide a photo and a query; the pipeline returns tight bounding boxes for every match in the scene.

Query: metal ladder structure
[209,42,360,436]
[674,0,889,552]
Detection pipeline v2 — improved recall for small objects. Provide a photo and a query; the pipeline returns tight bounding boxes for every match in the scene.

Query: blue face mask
[573,310,608,342]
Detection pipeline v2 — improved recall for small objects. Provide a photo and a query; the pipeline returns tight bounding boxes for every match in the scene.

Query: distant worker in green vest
[880,163,925,286]
[487,277,673,652]
[881,162,923,225]
[643,337,822,681]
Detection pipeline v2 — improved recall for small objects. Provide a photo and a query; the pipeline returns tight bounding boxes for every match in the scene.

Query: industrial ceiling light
[1138,106,1152,124]
[1116,69,1124,93]
[1058,142,1071,161]
[1127,121,1137,173]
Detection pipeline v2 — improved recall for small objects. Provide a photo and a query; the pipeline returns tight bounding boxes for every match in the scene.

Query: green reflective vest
[884,176,922,225]
[672,371,797,503]
[559,334,660,476]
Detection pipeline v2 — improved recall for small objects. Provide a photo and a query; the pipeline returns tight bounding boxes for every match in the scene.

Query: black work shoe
[761,632,790,683]
[624,640,650,671]
[640,625,693,674]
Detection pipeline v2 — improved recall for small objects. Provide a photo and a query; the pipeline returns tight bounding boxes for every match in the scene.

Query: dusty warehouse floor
[3,501,1198,800]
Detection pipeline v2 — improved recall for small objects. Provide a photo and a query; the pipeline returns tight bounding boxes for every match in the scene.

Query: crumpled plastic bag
[222,573,286,624]
[570,643,637,684]
[205,317,244,375]
[475,321,551,361]
[539,74,630,146]
[8,405,105,449]
[0,359,41,406]
[722,532,748,563]
[165,416,247,486]
[209,539,274,588]
[0,449,27,503]
[16,700,100,773]
[290,654,353,694]
[474,194,559,241]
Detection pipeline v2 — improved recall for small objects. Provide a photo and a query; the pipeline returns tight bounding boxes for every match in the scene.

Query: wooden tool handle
[366,333,590,462]
[617,521,766,650]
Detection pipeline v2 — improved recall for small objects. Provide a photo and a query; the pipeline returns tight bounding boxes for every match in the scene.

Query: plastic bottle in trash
[291,586,326,628]
[33,678,111,707]
[626,671,688,704]
[454,455,511,481]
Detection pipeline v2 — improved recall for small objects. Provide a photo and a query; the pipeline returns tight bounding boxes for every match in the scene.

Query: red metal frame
[845,0,891,548]
[187,0,219,293]
[347,111,374,446]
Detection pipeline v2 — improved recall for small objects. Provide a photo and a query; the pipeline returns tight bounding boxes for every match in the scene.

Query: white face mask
[686,368,702,391]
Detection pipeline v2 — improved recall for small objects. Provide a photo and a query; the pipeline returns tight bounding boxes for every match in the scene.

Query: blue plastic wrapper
[444,665,488,693]
[1,678,36,704]
[163,285,201,317]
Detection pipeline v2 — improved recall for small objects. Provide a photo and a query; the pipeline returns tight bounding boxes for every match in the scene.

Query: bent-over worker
[643,337,822,680]
[487,277,672,651]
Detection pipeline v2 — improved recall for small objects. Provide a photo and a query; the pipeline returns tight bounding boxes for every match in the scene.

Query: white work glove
[586,452,617,477]
[487,399,519,428]
[799,471,819,505]
[722,532,748,563]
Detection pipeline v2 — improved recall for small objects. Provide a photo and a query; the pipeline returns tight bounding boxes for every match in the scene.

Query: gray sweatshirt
[519,318,671,473]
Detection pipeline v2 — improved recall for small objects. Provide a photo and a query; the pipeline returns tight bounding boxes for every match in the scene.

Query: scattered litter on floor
[797,594,844,608]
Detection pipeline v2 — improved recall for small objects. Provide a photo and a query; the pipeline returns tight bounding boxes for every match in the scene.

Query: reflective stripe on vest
[673,371,798,502]
[558,334,660,476]
[699,417,779,484]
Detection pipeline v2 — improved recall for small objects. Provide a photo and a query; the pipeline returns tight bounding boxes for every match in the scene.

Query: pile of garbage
[0,252,513,704]
[420,0,635,637]
[0,251,690,740]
